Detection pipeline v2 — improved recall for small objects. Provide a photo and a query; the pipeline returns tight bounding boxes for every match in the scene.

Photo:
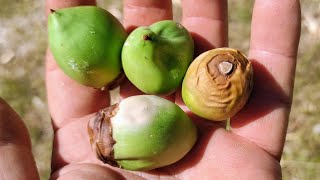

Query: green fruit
[182,48,254,121]
[122,20,194,95]
[88,95,197,171]
[48,6,127,88]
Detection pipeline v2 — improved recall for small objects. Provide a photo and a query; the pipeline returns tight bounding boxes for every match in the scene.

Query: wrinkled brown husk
[87,104,119,166]
[183,48,253,120]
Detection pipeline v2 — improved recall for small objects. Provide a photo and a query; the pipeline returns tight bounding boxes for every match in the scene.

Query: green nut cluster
[48,6,254,172]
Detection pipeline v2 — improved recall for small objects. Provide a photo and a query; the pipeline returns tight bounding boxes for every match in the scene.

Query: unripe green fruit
[88,95,197,171]
[48,6,127,88]
[122,20,194,95]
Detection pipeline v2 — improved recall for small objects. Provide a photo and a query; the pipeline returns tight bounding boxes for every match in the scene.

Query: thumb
[0,98,39,180]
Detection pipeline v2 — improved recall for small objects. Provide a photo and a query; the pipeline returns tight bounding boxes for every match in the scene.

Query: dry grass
[0,0,319,179]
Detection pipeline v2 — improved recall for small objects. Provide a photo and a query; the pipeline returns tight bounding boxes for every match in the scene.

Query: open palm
[0,0,301,179]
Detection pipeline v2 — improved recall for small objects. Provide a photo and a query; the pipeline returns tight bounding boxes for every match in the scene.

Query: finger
[123,0,173,31]
[46,0,110,129]
[176,0,228,118]
[51,113,98,171]
[181,0,228,55]
[0,98,39,180]
[51,163,144,180]
[46,0,96,15]
[231,0,301,159]
[121,0,175,101]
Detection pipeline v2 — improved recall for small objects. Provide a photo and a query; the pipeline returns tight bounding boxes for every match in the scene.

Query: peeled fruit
[88,95,197,171]
[48,6,127,88]
[122,20,194,95]
[182,48,254,121]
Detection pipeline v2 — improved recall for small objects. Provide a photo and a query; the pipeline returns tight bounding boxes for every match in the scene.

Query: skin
[0,0,300,179]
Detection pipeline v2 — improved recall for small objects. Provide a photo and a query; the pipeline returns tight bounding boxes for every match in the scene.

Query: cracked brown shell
[87,104,119,166]
[182,48,253,121]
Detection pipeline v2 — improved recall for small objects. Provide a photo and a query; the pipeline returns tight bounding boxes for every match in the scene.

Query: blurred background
[0,0,319,179]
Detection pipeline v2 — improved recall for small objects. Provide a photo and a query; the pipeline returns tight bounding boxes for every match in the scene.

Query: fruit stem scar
[50,9,56,13]
[143,35,151,41]
[218,61,233,75]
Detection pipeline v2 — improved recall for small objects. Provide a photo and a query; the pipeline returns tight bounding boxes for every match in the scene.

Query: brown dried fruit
[182,48,253,121]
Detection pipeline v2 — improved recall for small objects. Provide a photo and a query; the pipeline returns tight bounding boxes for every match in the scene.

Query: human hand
[0,0,301,179]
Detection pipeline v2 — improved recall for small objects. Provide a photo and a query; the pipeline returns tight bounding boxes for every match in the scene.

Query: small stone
[0,50,15,64]
[312,123,320,135]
